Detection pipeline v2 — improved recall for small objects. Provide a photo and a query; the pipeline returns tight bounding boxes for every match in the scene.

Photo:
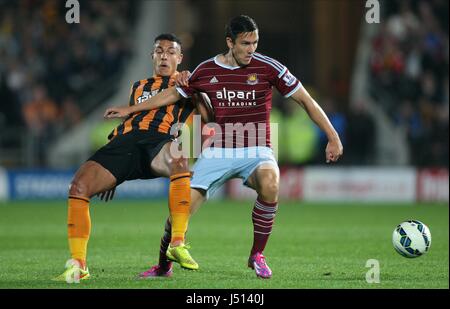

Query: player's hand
[104,106,131,119]
[97,187,116,202]
[325,138,343,163]
[175,70,191,87]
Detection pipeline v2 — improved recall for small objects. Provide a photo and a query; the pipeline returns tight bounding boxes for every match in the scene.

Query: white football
[392,220,431,258]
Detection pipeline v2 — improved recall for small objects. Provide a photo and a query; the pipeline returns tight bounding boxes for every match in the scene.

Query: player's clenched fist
[325,138,343,163]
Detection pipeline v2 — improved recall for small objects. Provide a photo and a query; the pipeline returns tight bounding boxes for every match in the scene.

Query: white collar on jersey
[214,55,241,70]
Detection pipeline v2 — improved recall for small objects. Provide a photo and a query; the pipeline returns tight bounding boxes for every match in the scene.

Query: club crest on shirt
[246,73,258,85]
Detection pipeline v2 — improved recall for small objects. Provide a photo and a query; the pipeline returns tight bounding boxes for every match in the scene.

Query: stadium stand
[369,0,448,167]
[0,0,447,169]
[0,0,139,166]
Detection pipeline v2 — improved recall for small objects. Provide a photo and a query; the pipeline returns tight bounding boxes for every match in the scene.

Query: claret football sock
[168,172,191,245]
[251,197,278,255]
[67,196,91,268]
[158,218,172,268]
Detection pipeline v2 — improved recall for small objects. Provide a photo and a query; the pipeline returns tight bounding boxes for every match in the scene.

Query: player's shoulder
[252,52,287,75]
[190,57,216,76]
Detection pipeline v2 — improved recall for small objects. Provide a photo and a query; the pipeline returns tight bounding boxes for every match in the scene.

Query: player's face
[152,40,183,76]
[227,30,259,66]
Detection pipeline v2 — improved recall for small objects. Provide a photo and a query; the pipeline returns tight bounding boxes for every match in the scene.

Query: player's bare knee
[256,170,279,201]
[258,181,279,202]
[68,178,89,197]
[170,157,189,175]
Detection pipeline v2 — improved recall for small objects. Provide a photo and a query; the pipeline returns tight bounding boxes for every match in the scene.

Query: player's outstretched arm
[290,87,343,163]
[104,87,181,119]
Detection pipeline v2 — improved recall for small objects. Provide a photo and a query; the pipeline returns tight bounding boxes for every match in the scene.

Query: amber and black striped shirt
[109,73,194,139]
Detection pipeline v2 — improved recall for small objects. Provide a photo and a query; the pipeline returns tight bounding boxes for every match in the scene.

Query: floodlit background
[0,0,448,289]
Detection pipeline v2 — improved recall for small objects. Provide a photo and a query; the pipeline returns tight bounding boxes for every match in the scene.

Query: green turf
[0,199,448,288]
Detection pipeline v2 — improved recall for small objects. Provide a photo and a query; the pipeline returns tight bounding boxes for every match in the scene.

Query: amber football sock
[67,196,91,268]
[168,172,191,244]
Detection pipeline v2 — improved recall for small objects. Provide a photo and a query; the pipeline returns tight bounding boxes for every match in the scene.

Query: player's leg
[142,145,228,276]
[245,163,280,279]
[70,160,117,198]
[150,142,191,246]
[143,141,200,272]
[159,187,206,261]
[158,187,205,259]
[152,141,196,266]
[54,161,116,281]
[139,188,205,277]
[189,188,206,215]
[151,141,203,246]
[68,161,117,265]
[167,156,191,246]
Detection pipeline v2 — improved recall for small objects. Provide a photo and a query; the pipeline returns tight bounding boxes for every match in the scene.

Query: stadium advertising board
[2,168,448,202]
[228,167,423,202]
[7,169,74,200]
[4,170,168,200]
[114,178,169,199]
[303,167,417,202]
[417,168,449,202]
[0,167,8,201]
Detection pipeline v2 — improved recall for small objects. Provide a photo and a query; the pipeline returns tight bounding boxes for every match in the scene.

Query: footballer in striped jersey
[54,34,199,283]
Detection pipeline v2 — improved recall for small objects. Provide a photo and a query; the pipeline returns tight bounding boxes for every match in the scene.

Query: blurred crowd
[370,0,449,166]
[0,0,136,166]
[0,0,447,168]
[271,93,375,167]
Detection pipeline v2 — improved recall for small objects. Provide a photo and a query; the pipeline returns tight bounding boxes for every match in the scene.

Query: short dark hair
[225,15,258,42]
[154,33,182,49]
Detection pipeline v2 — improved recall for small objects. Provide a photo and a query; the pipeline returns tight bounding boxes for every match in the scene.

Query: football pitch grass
[0,199,448,289]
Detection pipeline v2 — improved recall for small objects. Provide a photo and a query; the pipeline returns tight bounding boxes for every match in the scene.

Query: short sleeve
[128,81,140,106]
[274,68,302,98]
[258,54,302,98]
